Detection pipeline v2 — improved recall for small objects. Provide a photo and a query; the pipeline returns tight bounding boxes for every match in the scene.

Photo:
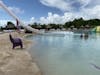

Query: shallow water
[28,32,100,75]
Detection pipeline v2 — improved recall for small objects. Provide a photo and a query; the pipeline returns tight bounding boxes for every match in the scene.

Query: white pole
[0,0,41,34]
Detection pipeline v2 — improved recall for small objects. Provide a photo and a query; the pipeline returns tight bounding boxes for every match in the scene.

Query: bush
[25,29,32,33]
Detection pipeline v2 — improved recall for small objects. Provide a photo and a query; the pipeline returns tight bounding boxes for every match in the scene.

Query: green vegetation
[6,21,16,29]
[30,18,100,30]
[0,21,24,31]
[1,18,100,30]
[64,18,100,29]
[0,26,3,31]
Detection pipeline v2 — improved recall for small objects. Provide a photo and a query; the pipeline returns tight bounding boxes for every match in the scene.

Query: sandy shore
[0,32,41,75]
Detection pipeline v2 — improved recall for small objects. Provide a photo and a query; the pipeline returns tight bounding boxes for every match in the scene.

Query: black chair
[9,34,23,49]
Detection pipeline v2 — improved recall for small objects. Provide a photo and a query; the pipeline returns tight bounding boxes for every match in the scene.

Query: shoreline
[24,33,42,75]
[0,32,41,75]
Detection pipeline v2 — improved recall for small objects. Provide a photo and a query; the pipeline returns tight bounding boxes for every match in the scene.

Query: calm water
[27,32,100,75]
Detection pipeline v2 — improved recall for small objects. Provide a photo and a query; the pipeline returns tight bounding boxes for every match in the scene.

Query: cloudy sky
[0,0,100,26]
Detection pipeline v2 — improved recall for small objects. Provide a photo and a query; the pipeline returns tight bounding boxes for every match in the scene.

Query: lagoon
[28,31,100,75]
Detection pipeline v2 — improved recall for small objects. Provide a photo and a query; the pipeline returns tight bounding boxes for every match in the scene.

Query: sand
[0,32,41,75]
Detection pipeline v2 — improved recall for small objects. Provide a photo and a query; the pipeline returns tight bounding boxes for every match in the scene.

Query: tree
[49,23,59,29]
[41,24,46,29]
[64,21,73,29]
[6,21,16,30]
[31,22,38,29]
[72,18,84,28]
[64,18,100,29]
[0,26,3,31]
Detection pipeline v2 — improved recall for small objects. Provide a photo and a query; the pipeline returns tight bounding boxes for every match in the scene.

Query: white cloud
[36,5,100,24]
[40,0,91,11]
[81,5,100,19]
[23,17,37,25]
[38,0,100,24]
[0,18,36,27]
[0,20,15,27]
[40,0,72,11]
[0,0,24,14]
[1,0,100,26]
[2,5,100,26]
[39,12,79,24]
[0,20,8,26]
[29,17,35,24]
[8,6,24,14]
[78,0,91,7]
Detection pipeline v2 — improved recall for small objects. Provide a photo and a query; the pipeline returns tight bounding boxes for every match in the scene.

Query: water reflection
[28,32,100,75]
